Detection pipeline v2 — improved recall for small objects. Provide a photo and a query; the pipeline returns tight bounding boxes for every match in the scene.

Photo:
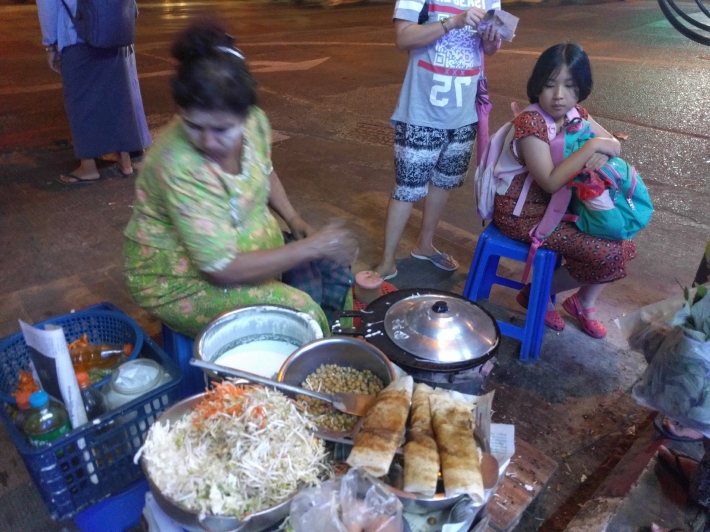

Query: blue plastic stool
[463,223,559,361]
[161,323,204,397]
[73,479,148,532]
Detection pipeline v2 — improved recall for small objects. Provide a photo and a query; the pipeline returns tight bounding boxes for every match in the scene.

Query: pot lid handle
[432,301,449,313]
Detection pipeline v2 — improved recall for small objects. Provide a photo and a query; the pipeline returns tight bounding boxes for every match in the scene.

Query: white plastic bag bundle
[632,327,710,437]
[617,284,710,437]
[290,468,403,532]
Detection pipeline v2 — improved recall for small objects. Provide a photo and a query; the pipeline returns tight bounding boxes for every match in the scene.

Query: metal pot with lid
[333,289,500,374]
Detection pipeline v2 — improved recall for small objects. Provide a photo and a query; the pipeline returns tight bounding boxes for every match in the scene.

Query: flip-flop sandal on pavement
[410,249,459,271]
[56,173,101,186]
[654,414,704,442]
[381,270,398,281]
[657,447,698,489]
[106,163,137,179]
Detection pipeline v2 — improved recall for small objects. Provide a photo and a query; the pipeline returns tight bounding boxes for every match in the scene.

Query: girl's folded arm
[519,134,618,194]
[587,115,617,142]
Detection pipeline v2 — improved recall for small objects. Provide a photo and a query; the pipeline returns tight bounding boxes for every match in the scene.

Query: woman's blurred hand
[287,215,315,240]
[308,218,359,265]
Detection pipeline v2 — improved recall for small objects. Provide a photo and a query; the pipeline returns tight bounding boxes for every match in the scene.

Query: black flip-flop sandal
[654,414,704,442]
[55,173,101,186]
[658,447,697,489]
[106,163,137,179]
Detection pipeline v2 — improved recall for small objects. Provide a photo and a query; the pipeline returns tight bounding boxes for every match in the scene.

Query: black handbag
[61,0,137,49]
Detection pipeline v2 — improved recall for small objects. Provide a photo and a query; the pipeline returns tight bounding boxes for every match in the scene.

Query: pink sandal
[515,284,565,332]
[562,293,607,339]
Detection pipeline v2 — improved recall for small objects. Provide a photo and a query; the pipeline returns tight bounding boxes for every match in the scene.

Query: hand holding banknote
[478,9,519,42]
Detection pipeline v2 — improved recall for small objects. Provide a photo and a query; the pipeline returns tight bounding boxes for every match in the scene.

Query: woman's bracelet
[44,44,57,53]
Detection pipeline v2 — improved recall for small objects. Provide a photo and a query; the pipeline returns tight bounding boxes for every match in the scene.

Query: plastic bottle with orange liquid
[69,342,132,373]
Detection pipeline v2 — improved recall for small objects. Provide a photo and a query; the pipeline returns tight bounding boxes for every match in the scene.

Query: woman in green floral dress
[123,21,358,338]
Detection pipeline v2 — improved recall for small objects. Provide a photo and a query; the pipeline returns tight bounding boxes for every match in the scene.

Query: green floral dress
[123,107,330,337]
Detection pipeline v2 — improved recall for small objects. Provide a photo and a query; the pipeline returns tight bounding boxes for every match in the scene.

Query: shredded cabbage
[136,383,329,518]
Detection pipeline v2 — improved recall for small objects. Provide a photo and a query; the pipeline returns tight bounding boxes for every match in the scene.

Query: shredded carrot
[192,381,255,426]
[226,405,243,416]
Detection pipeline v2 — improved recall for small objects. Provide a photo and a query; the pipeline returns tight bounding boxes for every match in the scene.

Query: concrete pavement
[1,0,710,530]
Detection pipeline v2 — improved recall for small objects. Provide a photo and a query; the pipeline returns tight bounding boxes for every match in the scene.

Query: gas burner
[407,365,489,395]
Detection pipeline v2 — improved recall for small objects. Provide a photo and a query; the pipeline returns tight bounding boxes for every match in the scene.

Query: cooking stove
[333,288,498,395]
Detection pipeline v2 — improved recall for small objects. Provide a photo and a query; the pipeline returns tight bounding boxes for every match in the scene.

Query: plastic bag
[617,284,710,437]
[616,285,706,362]
[290,468,403,532]
[632,327,710,437]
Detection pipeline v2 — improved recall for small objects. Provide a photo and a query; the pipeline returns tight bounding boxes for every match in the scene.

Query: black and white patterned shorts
[392,121,477,202]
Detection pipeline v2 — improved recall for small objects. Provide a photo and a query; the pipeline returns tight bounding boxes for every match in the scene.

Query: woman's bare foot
[117,151,134,175]
[58,158,100,183]
[662,417,705,441]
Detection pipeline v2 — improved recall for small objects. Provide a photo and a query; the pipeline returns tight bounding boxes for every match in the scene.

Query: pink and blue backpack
[564,118,653,241]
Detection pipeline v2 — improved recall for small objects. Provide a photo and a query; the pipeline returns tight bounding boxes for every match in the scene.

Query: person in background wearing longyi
[372,0,501,280]
[36,0,150,184]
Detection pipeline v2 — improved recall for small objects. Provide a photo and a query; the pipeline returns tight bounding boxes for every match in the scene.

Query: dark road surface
[3,0,709,244]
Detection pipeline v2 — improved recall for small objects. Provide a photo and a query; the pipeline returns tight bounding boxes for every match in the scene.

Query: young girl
[492,43,636,339]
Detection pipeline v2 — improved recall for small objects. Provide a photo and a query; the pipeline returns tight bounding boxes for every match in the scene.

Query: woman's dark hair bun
[171,19,235,66]
[170,18,257,116]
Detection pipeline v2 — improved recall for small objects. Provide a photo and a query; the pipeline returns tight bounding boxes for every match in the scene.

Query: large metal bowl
[194,305,323,382]
[141,392,296,532]
[277,337,397,437]
[278,337,397,385]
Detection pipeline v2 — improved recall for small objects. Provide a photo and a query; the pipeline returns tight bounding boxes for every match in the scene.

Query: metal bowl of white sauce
[194,305,323,383]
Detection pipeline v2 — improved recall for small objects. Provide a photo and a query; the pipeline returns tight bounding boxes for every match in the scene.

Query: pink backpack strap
[516,105,581,283]
[520,206,578,283]
[512,105,580,215]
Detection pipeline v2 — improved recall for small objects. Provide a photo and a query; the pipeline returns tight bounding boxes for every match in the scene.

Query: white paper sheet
[490,422,516,471]
[20,321,88,428]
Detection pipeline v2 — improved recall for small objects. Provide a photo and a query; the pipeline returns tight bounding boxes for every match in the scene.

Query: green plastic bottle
[24,391,71,447]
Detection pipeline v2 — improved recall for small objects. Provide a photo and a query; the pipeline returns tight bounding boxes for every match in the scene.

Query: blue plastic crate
[0,304,144,404]
[0,326,182,522]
